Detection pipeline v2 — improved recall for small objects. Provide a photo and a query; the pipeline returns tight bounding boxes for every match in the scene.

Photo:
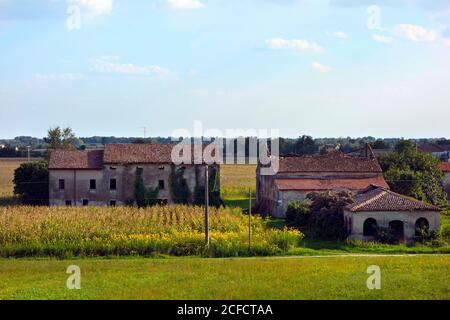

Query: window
[110,166,117,170]
[136,167,143,175]
[90,179,96,190]
[159,180,165,190]
[82,199,89,206]
[110,200,117,207]
[59,179,65,190]
[363,218,377,237]
[65,200,72,206]
[159,166,165,170]
[110,179,117,190]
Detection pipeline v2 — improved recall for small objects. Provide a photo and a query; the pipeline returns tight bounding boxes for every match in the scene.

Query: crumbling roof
[439,162,450,173]
[346,188,440,212]
[103,144,219,164]
[278,151,383,173]
[49,150,104,170]
[274,176,389,192]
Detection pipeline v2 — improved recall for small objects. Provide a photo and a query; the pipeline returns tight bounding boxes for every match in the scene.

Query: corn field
[0,205,303,258]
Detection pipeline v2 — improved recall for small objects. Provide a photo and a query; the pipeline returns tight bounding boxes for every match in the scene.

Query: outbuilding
[344,186,441,242]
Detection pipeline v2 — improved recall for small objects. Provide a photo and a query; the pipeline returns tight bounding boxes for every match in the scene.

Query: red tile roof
[278,151,382,173]
[439,162,450,172]
[346,188,440,212]
[103,144,219,164]
[419,144,450,153]
[49,150,104,170]
[274,176,389,192]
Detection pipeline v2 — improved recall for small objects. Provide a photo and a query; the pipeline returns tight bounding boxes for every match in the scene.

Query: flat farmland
[0,158,25,197]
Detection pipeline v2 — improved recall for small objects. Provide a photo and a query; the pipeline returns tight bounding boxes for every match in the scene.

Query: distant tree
[132,138,154,144]
[379,140,447,206]
[294,135,318,155]
[13,161,49,205]
[371,139,389,150]
[45,126,78,150]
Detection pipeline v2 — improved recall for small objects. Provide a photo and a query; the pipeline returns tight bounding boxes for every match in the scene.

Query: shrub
[285,201,310,228]
[13,161,49,205]
[375,227,399,245]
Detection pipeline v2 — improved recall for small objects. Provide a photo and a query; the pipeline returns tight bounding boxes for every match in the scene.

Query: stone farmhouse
[48,144,219,207]
[344,186,441,242]
[419,144,450,162]
[256,146,389,217]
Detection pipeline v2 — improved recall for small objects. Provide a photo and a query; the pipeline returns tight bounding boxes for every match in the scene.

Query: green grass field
[0,255,448,300]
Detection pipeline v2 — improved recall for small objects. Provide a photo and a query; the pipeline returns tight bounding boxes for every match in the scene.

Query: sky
[0,0,450,139]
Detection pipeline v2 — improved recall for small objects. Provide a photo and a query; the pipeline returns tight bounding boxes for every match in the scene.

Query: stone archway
[363,218,377,237]
[389,220,404,241]
[415,217,430,236]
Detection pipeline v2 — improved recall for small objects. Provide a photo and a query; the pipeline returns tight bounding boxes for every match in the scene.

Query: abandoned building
[48,144,220,207]
[344,186,441,242]
[256,146,389,217]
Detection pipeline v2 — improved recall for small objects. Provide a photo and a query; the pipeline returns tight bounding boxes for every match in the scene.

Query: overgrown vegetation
[0,206,303,258]
[169,166,191,204]
[379,140,447,206]
[134,171,160,207]
[13,161,49,205]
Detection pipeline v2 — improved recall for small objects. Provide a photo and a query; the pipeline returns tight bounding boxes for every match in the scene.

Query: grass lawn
[0,255,449,300]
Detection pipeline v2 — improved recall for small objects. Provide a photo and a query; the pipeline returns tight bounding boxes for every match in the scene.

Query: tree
[371,139,389,150]
[285,201,311,228]
[193,166,223,207]
[170,166,191,204]
[45,126,78,150]
[13,161,49,205]
[379,140,447,206]
[294,135,318,155]
[306,191,353,240]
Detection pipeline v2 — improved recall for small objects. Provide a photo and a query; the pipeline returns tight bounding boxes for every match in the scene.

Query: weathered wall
[344,210,440,242]
[50,164,218,206]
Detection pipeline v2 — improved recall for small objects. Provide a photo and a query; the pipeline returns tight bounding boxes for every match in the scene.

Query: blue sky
[0,0,450,138]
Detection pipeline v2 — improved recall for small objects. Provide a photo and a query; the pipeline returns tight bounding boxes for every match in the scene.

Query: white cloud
[312,62,331,73]
[373,34,393,44]
[68,0,113,17]
[33,73,83,81]
[333,31,348,39]
[166,0,205,10]
[392,24,438,42]
[266,38,324,54]
[92,57,168,75]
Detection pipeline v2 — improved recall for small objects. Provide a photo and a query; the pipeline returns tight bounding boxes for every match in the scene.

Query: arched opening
[415,218,430,236]
[389,220,404,240]
[363,218,377,237]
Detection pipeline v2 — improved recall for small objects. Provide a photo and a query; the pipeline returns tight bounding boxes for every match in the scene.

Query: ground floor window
[82,199,89,206]
[65,200,72,206]
[110,200,117,207]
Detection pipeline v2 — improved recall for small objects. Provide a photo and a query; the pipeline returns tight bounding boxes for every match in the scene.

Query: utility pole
[205,164,210,246]
[27,146,31,162]
[249,188,252,251]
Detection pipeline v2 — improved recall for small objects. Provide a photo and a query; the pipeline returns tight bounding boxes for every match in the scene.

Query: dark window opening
[363,218,378,237]
[110,166,117,170]
[110,179,117,190]
[65,200,72,206]
[82,199,89,206]
[136,167,143,175]
[90,179,96,190]
[159,166,165,170]
[59,179,65,190]
[159,180,165,190]
[415,218,430,236]
[110,200,117,207]
[389,220,405,240]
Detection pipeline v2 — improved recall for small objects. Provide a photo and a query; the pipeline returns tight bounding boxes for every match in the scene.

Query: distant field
[1,255,449,300]
[220,165,256,207]
[0,158,25,197]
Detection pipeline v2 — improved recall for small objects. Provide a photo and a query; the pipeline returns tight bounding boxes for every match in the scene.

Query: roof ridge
[351,189,386,211]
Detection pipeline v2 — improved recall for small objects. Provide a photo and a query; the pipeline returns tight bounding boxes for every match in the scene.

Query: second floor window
[110,178,117,190]
[159,180,165,190]
[59,179,65,190]
[90,179,96,190]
